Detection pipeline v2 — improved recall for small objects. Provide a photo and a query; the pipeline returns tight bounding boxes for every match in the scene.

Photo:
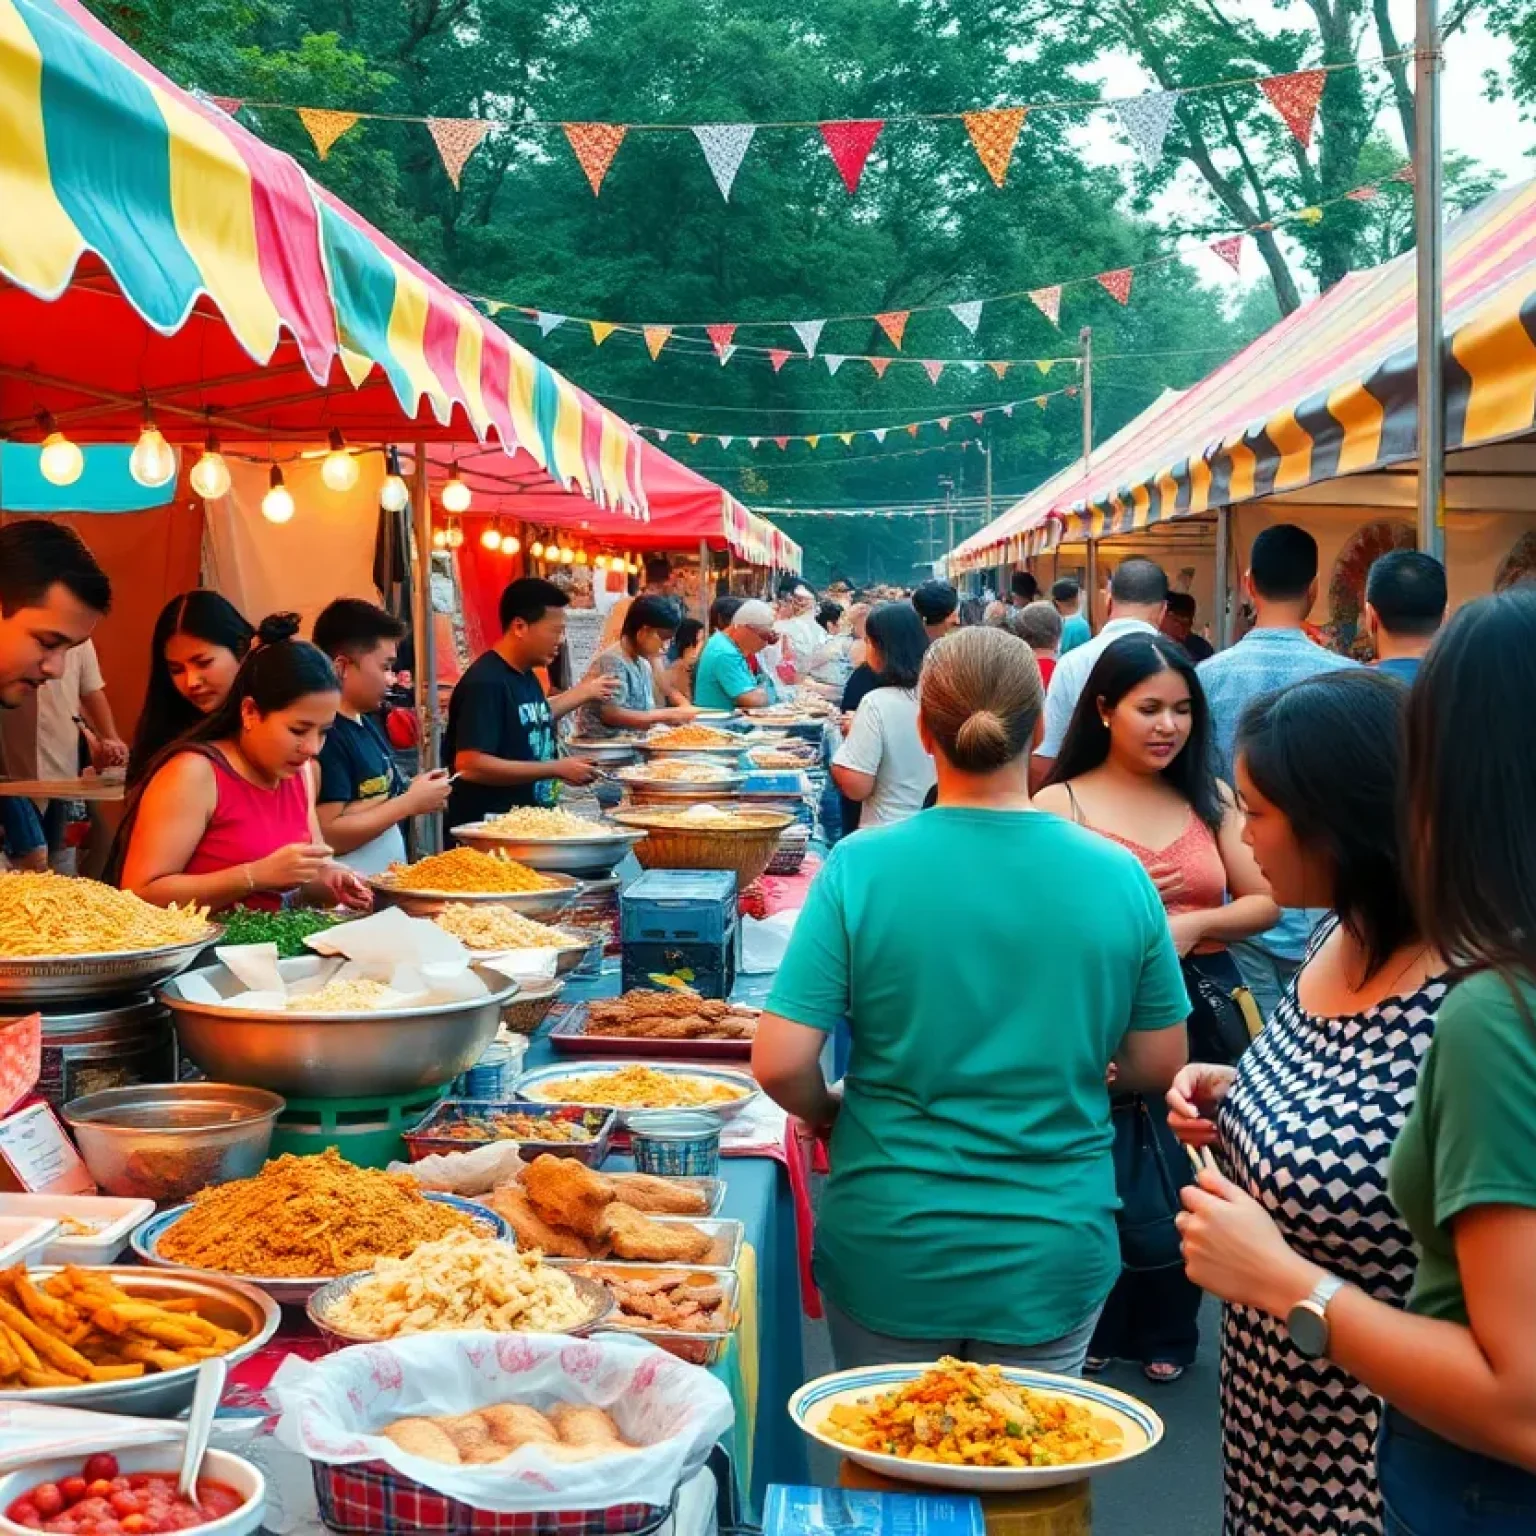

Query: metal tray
[0,931,221,1002]
[547,1217,744,1274]
[515,1060,760,1121]
[576,1263,739,1365]
[634,740,744,761]
[548,1004,754,1062]
[605,1175,725,1216]
[129,1192,509,1306]
[402,1099,617,1167]
[450,823,648,876]
[368,870,585,919]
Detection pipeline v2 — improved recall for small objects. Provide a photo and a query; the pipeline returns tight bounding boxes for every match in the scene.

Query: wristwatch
[1287,1274,1346,1359]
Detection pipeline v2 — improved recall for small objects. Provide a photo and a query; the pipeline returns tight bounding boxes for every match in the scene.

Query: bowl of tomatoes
[0,1449,263,1536]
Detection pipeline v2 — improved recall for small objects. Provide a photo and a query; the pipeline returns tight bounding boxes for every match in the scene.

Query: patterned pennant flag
[718,436,733,450]
[970,411,985,424]
[210,96,244,115]
[692,123,755,199]
[590,320,616,346]
[806,435,821,450]
[869,356,893,378]
[643,325,673,360]
[874,310,909,348]
[949,299,984,334]
[838,432,855,446]
[987,360,1010,379]
[534,311,567,336]
[1391,163,1415,184]
[1260,69,1326,148]
[922,360,945,385]
[791,319,826,357]
[1210,234,1244,272]
[297,108,359,160]
[768,348,792,373]
[1097,267,1134,305]
[820,119,885,194]
[1029,287,1062,326]
[963,106,1026,188]
[774,436,789,450]
[687,433,701,445]
[707,322,737,359]
[1114,91,1178,169]
[938,416,951,431]
[1036,358,1053,376]
[719,344,737,366]
[873,428,888,443]
[563,122,627,194]
[428,117,492,189]
[1346,184,1380,202]
[825,354,848,376]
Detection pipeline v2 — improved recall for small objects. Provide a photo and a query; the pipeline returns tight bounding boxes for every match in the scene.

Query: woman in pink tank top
[119,615,372,915]
[1034,631,1279,1386]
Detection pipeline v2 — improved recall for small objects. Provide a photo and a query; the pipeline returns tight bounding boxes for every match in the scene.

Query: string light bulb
[261,464,295,524]
[320,428,360,492]
[441,467,471,514]
[560,547,575,566]
[128,406,177,488]
[502,534,520,555]
[188,431,231,499]
[530,540,545,559]
[35,411,83,487]
[432,528,448,550]
[380,446,410,512]
[575,548,589,566]
[446,521,465,550]
[593,554,608,571]
[480,524,503,551]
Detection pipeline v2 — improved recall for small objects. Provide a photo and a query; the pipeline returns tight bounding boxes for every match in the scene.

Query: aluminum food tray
[547,1217,744,1275]
[579,1263,740,1365]
[0,930,221,1003]
[514,1059,760,1121]
[402,1099,617,1167]
[547,1004,754,1062]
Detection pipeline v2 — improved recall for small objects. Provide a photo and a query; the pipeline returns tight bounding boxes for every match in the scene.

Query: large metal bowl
[158,960,518,1098]
[61,1083,285,1202]
[466,925,604,978]
[564,737,642,764]
[450,822,648,877]
[0,930,222,1003]
[0,1266,279,1417]
[367,869,585,919]
[634,738,745,762]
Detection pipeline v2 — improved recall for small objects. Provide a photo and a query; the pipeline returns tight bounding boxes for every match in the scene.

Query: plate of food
[616,759,744,787]
[515,1060,759,1119]
[790,1357,1164,1492]
[402,1102,617,1168]
[550,993,759,1060]
[430,907,600,974]
[635,725,743,759]
[450,810,648,876]
[368,848,579,918]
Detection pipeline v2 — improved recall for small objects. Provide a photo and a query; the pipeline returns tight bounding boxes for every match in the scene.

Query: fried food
[619,759,736,783]
[382,1418,461,1464]
[479,807,602,839]
[605,1173,710,1216]
[522,1155,613,1241]
[483,1188,598,1260]
[598,1203,713,1265]
[523,1064,748,1110]
[434,906,579,951]
[287,978,396,1012]
[549,1405,625,1450]
[480,1403,559,1449]
[581,992,759,1042]
[0,871,211,957]
[574,1267,731,1333]
[646,725,736,749]
[429,1110,597,1146]
[378,1403,633,1465]
[385,847,558,894]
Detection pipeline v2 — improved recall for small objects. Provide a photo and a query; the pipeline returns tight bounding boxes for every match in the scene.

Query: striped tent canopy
[951,175,1536,569]
[0,0,657,515]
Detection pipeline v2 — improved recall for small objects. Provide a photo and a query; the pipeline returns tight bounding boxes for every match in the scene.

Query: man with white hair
[693,599,776,710]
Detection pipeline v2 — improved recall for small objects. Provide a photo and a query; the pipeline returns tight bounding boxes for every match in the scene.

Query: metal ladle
[177,1357,228,1510]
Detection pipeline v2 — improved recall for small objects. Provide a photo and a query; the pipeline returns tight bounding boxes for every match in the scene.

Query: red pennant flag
[1097,267,1134,305]
[938,416,951,431]
[874,310,909,349]
[868,356,893,378]
[1346,184,1380,202]
[563,122,627,194]
[907,423,920,437]
[820,119,885,194]
[768,348,792,373]
[1260,69,1326,148]
[1066,385,1080,398]
[922,360,945,385]
[297,108,359,160]
[963,107,1027,188]
[1391,163,1416,184]
[1210,235,1244,272]
[987,360,1010,379]
[427,117,492,190]
[643,326,673,360]
[774,436,789,450]
[210,96,244,115]
[970,411,985,424]
[707,323,738,359]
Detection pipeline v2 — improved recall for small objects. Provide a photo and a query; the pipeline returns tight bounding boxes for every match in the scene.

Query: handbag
[1183,957,1257,1066]
[1109,1095,1193,1273]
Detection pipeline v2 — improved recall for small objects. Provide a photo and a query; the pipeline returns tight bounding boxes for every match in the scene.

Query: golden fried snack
[549,1404,626,1449]
[382,1418,461,1463]
[597,1204,712,1264]
[606,1173,709,1217]
[484,1188,598,1260]
[522,1155,615,1240]
[439,1413,501,1462]
[481,1403,559,1449]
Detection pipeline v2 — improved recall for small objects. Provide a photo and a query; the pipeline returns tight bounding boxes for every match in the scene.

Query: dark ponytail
[189,612,338,744]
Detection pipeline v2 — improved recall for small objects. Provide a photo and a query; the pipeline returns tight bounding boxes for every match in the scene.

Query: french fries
[0,1265,245,1390]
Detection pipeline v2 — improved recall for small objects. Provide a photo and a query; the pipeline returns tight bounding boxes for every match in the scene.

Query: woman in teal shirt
[1177,587,1536,1532]
[756,626,1189,1370]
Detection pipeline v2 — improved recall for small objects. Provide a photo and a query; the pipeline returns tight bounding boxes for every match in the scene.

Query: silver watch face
[1288,1301,1328,1358]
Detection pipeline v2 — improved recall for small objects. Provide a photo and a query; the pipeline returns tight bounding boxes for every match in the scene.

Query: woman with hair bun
[119,614,371,913]
[755,625,1189,1371]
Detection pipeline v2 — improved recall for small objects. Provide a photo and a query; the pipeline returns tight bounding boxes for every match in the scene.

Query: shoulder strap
[1063,782,1089,828]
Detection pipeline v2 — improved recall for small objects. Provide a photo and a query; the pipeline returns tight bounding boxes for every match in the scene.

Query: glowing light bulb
[446,523,465,549]
[559,547,575,566]
[380,446,410,512]
[35,413,84,487]
[502,535,520,555]
[188,432,231,499]
[575,548,589,566]
[530,541,544,559]
[480,525,503,551]
[441,471,471,514]
[594,555,608,570]
[320,429,359,492]
[129,411,177,488]
[261,464,295,524]
[432,528,448,550]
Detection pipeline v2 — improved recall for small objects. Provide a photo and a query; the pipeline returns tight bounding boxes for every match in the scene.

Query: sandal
[1084,1356,1111,1375]
[1143,1361,1185,1384]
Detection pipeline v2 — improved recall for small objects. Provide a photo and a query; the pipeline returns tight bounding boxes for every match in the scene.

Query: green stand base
[269,1086,449,1168]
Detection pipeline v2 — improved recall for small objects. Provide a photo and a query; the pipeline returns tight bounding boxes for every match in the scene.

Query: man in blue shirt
[1197,524,1356,1022]
[693,599,776,711]
[1052,578,1091,654]
[1364,548,1446,684]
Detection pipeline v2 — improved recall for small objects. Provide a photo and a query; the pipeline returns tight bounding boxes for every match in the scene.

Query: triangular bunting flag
[590,321,616,346]
[687,433,701,445]
[1029,286,1062,326]
[692,123,755,199]
[938,416,951,431]
[707,323,737,359]
[768,349,792,373]
[838,432,855,446]
[1391,163,1415,184]
[774,436,789,450]
[1036,359,1053,376]
[1297,205,1324,226]
[1260,69,1326,148]
[825,354,848,376]
[297,108,359,160]
[427,117,491,189]
[1346,184,1380,202]
[1035,395,1048,409]
[484,300,507,316]
[656,429,671,441]
[806,435,820,450]
[643,325,673,360]
[874,310,909,348]
[869,356,893,378]
[748,437,761,448]
[922,360,945,385]
[1210,234,1244,272]
[535,311,567,336]
[1114,91,1178,169]
[906,423,920,437]
[987,360,1010,379]
[963,106,1026,188]
[791,319,826,357]
[1066,385,1080,398]
[563,121,627,194]
[1002,404,1014,416]
[819,119,885,194]
[1097,267,1134,305]
[719,344,737,365]
[210,96,243,115]
[718,436,733,449]
[949,299,984,334]
[970,411,985,424]
[873,428,888,443]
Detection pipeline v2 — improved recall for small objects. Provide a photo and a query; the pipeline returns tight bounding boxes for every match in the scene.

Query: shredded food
[619,759,735,783]
[524,1064,748,1110]
[155,1148,475,1278]
[620,807,786,831]
[286,978,397,1012]
[0,872,211,958]
[385,847,556,894]
[434,905,578,951]
[480,807,602,838]
[646,725,736,749]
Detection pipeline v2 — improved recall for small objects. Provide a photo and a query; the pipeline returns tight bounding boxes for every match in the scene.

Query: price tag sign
[0,1101,95,1194]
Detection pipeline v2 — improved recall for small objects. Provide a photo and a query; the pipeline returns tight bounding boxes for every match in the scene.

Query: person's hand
[92,736,129,770]
[313,864,374,911]
[811,1082,843,1142]
[1167,1062,1237,1147]
[659,706,700,724]
[840,712,855,737]
[1176,1165,1323,1316]
[403,769,453,814]
[249,842,333,892]
[553,756,599,786]
[580,673,622,704]
[1168,912,1205,957]
[1148,861,1187,900]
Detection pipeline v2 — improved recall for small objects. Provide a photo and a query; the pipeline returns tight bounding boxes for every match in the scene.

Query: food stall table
[0,777,125,802]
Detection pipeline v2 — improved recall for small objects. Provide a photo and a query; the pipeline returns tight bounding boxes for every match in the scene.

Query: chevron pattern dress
[1216,926,1445,1535]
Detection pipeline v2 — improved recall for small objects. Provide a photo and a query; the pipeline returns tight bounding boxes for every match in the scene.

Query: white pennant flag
[1115,90,1179,169]
[692,123,756,200]
[949,299,984,334]
[656,429,671,441]
[872,427,888,443]
[960,360,981,373]
[718,436,734,449]
[825,354,848,376]
[748,437,761,448]
[791,319,826,357]
[535,311,567,336]
[719,344,737,365]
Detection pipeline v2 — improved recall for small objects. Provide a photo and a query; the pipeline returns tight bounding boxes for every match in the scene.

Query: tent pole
[410,441,442,854]
[1214,505,1232,651]
[1415,0,1445,560]
[1085,538,1100,636]
[698,539,711,623]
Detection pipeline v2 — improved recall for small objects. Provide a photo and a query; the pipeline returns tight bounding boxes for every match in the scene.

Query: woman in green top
[1177,587,1536,1532]
[755,626,1189,1371]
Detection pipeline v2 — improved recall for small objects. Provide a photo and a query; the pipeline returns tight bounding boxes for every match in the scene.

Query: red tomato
[108,1493,140,1518]
[60,1479,88,1505]
[84,1483,113,1502]
[30,1487,63,1519]
[7,1501,38,1525]
[80,1459,117,1486]
[118,1516,150,1535]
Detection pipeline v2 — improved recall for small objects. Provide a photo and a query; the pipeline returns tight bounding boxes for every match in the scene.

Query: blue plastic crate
[621,868,739,945]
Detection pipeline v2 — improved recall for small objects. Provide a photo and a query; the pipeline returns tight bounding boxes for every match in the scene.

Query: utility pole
[983,432,994,527]
[939,475,955,566]
[1415,0,1445,559]
[1080,327,1098,631]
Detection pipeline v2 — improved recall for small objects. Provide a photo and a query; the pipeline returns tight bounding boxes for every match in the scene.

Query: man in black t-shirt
[444,578,617,829]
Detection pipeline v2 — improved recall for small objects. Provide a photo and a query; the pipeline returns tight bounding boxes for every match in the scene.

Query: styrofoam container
[0,1214,59,1267]
[0,1192,155,1265]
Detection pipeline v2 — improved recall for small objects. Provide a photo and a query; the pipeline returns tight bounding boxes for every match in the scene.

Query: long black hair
[129,591,254,785]
[1237,669,1414,979]
[863,602,930,691]
[1048,633,1224,831]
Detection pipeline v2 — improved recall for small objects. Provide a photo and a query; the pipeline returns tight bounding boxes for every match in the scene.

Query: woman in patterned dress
[1167,670,1446,1535]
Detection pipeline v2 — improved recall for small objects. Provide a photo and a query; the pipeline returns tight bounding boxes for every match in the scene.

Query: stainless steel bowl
[625,781,746,807]
[450,823,648,877]
[158,960,518,1098]
[634,740,745,762]
[0,931,222,1003]
[565,737,642,764]
[61,1083,284,1202]
[367,870,585,919]
[466,926,604,978]
[0,1266,279,1417]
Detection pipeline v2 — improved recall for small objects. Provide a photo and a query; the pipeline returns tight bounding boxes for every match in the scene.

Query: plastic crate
[621,936,735,1000]
[620,869,738,946]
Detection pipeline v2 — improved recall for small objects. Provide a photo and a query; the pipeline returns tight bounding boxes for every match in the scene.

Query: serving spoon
[176,1357,228,1510]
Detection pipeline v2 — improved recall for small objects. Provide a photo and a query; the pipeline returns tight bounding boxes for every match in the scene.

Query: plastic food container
[402,1100,616,1167]
[624,1111,723,1177]
[0,1192,154,1266]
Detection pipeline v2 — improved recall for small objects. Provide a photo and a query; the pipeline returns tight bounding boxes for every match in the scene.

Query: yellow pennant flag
[297,108,360,160]
[590,321,616,346]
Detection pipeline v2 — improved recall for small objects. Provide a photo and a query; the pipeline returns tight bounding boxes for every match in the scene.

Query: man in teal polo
[693,599,776,711]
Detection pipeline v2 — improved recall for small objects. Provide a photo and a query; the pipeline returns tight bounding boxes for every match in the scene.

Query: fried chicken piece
[485,1186,598,1259]
[480,1403,559,1449]
[606,1172,709,1216]
[550,1404,629,1450]
[381,1417,461,1464]
[597,1203,712,1264]
[522,1154,615,1239]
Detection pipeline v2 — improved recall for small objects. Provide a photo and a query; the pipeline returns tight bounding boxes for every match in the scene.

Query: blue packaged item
[621,869,738,945]
[764,1486,984,1536]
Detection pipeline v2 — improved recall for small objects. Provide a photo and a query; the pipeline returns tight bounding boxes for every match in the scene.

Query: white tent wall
[1054,528,1219,639]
